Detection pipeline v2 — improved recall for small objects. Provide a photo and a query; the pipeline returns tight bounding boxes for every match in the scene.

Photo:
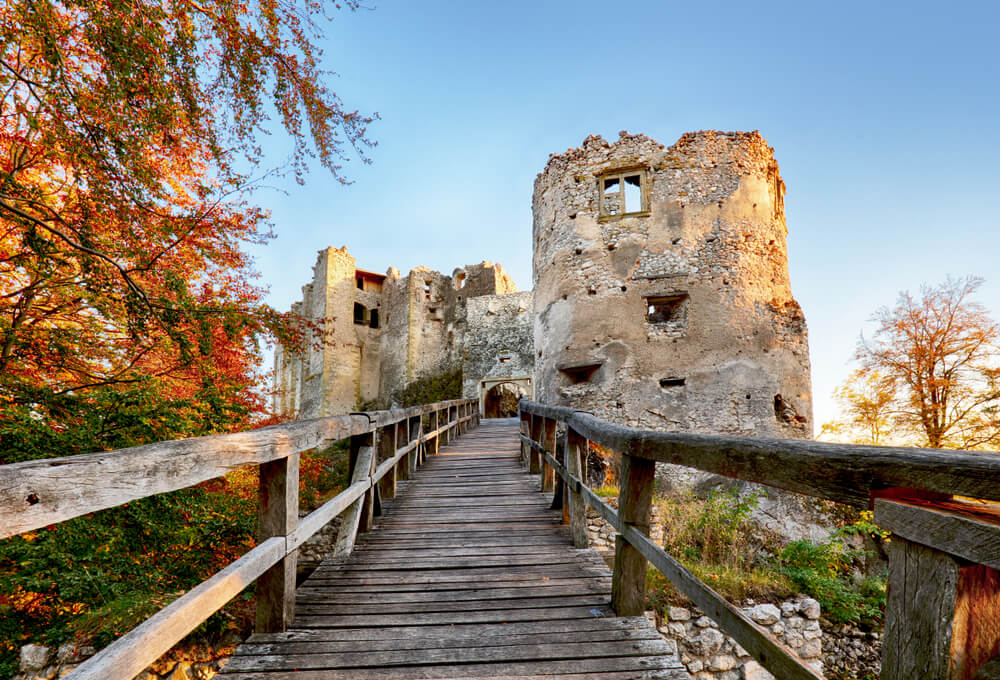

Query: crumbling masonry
[274,131,813,458]
[273,247,534,418]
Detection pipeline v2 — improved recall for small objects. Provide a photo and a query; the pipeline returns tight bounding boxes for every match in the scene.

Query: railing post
[255,438,298,633]
[541,418,557,493]
[519,410,530,467]
[527,414,542,474]
[395,420,410,481]
[378,423,397,500]
[408,415,421,474]
[876,499,1000,680]
[565,427,589,548]
[335,432,375,556]
[611,451,655,616]
[431,409,440,455]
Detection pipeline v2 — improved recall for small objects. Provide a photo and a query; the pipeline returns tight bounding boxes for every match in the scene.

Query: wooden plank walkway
[218,418,688,679]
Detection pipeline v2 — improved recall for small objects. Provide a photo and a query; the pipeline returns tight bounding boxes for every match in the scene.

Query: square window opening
[369,308,380,329]
[353,302,367,326]
[599,169,647,219]
[646,293,689,325]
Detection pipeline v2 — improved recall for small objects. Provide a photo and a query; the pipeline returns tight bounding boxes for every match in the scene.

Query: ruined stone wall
[532,130,812,439]
[462,291,534,402]
[274,251,528,416]
[273,247,384,418]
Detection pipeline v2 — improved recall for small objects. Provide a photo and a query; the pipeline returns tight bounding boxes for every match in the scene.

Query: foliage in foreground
[647,488,887,626]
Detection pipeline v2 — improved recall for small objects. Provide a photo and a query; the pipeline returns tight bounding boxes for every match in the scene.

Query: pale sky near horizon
[246,0,1000,430]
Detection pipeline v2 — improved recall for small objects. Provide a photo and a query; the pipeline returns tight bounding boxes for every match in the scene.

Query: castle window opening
[646,293,689,325]
[499,356,510,364]
[353,302,367,325]
[369,309,379,329]
[558,362,602,385]
[599,169,647,219]
[455,272,466,290]
[660,377,686,388]
[356,277,364,290]
[423,280,432,299]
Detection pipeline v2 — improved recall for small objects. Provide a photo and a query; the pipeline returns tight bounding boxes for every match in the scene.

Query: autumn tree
[821,369,896,445]
[0,0,375,459]
[830,276,1000,450]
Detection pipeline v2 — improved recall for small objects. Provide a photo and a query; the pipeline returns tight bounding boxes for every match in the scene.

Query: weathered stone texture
[462,291,534,409]
[274,250,532,416]
[532,130,812,439]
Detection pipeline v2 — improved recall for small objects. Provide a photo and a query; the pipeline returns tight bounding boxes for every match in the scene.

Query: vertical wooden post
[519,411,531,467]
[528,414,542,474]
[431,410,440,455]
[565,428,589,548]
[880,538,1000,679]
[256,439,298,633]
[336,432,375,557]
[377,424,397,500]
[611,452,655,616]
[408,416,421,475]
[541,418,556,493]
[395,420,410,481]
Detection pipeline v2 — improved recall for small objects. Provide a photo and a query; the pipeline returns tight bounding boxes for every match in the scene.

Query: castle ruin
[274,130,812,455]
[273,246,534,418]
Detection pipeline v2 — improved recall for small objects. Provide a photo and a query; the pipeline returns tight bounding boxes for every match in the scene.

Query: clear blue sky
[247,0,1000,429]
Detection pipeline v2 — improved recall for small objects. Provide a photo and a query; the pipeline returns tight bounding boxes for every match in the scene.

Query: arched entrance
[481,379,531,418]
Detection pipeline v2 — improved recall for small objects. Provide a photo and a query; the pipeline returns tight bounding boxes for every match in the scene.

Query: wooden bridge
[2,397,1000,679]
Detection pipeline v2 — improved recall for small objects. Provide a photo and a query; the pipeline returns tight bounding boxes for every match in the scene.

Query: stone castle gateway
[274,130,812,441]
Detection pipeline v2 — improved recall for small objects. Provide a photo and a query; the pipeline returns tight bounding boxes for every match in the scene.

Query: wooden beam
[528,415,542,475]
[611,452,654,617]
[334,436,375,557]
[541,418,556,493]
[256,447,298,634]
[875,498,1000,570]
[518,402,1000,507]
[621,525,821,680]
[565,428,589,549]
[377,425,397,501]
[68,537,284,680]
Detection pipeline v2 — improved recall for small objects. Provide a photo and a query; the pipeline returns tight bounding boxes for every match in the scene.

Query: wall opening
[558,362,602,385]
[423,280,432,300]
[356,277,364,290]
[646,293,689,325]
[660,377,686,388]
[483,382,530,418]
[369,308,379,329]
[353,302,367,325]
[600,168,647,219]
[455,272,466,290]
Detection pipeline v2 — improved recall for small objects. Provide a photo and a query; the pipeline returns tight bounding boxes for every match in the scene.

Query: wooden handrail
[518,399,1000,680]
[0,397,479,680]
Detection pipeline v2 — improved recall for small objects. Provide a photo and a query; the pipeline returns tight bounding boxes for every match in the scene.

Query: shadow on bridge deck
[217,418,688,679]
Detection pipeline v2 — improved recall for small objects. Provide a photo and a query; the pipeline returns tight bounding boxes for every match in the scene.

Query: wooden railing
[518,400,1000,680]
[0,398,480,680]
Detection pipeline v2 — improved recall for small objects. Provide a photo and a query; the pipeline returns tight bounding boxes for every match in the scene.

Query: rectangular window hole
[356,277,364,290]
[369,309,379,329]
[353,302,367,325]
[660,377,686,388]
[646,293,689,324]
[499,356,510,363]
[558,362,602,385]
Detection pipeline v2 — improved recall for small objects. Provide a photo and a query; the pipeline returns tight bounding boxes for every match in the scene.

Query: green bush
[777,539,886,624]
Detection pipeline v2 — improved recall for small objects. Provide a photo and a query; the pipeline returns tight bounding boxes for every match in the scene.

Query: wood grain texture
[256,450,299,633]
[610,453,654,617]
[875,498,1000,570]
[882,537,961,680]
[217,418,687,680]
[519,401,1000,507]
[68,538,284,680]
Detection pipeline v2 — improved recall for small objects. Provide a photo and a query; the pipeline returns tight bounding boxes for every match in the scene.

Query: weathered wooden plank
[333,440,374,558]
[234,626,659,655]
[219,655,685,679]
[611,452,654,617]
[621,524,820,680]
[882,537,962,680]
[295,594,611,615]
[556,408,1000,507]
[245,616,655,643]
[295,584,611,604]
[222,638,675,671]
[67,538,284,680]
[566,428,590,548]
[288,481,369,553]
[256,450,298,634]
[875,498,1000,570]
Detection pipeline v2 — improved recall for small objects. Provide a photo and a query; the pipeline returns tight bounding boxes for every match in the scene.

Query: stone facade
[274,247,533,416]
[532,130,812,439]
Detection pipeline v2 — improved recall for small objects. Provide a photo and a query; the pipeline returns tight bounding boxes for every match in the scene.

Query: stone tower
[532,130,813,439]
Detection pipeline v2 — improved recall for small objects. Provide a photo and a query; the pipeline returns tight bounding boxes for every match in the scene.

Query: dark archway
[483,382,529,418]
